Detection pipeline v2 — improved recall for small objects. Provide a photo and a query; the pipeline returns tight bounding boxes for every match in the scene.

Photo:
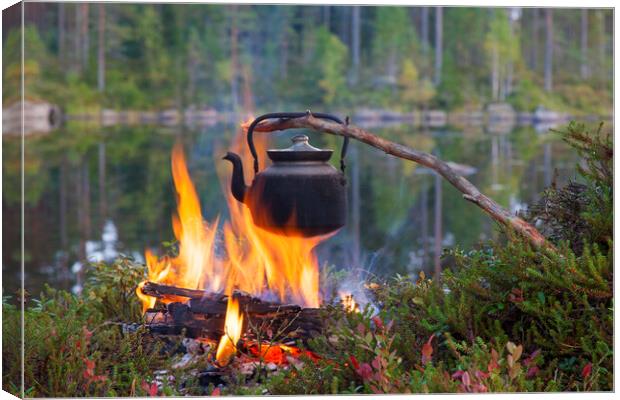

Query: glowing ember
[247,343,320,364]
[215,296,244,366]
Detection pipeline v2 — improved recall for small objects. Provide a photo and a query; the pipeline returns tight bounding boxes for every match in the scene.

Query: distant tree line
[3,4,614,114]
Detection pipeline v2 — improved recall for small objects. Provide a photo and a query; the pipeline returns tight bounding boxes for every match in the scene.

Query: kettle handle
[246,112,349,175]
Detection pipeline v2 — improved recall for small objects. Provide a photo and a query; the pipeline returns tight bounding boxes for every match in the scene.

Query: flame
[137,115,330,326]
[220,116,326,307]
[340,292,360,313]
[137,143,224,311]
[215,296,244,366]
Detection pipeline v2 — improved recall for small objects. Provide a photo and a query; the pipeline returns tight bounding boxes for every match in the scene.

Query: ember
[244,343,320,365]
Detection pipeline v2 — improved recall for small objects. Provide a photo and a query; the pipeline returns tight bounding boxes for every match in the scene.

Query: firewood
[141,281,214,300]
[141,282,304,315]
[140,284,325,342]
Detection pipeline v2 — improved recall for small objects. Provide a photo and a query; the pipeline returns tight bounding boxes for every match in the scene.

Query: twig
[250,112,555,253]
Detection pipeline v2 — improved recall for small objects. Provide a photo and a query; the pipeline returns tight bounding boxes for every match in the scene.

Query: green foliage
[315,27,349,106]
[84,257,147,323]
[398,59,435,108]
[525,122,612,253]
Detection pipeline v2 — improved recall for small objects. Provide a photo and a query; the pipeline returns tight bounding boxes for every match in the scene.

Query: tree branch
[250,113,555,252]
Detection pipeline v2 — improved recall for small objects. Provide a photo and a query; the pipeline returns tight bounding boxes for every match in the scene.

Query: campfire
[135,116,350,372]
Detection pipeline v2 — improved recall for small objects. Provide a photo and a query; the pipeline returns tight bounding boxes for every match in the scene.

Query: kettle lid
[267,134,333,162]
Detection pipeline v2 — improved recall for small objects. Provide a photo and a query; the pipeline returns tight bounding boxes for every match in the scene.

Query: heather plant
[2,260,182,397]
[84,257,148,323]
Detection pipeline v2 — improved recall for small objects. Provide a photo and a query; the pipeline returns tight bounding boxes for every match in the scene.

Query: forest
[3,4,614,115]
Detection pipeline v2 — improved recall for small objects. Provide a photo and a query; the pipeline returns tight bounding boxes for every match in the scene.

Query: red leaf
[508,288,524,303]
[474,370,489,380]
[372,316,384,330]
[472,383,488,393]
[356,363,373,381]
[582,362,592,379]
[488,349,500,372]
[526,366,539,379]
[369,384,381,394]
[451,370,464,379]
[141,381,158,396]
[349,355,360,370]
[148,383,158,396]
[523,349,541,366]
[82,326,93,341]
[211,387,221,396]
[461,371,471,387]
[421,334,435,365]
[84,358,95,371]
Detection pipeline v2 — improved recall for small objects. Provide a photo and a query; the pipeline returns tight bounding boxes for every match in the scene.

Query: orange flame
[340,292,360,313]
[137,115,329,317]
[137,143,224,311]
[215,296,244,366]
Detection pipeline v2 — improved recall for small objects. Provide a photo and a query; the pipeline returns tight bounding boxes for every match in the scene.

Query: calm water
[2,119,583,297]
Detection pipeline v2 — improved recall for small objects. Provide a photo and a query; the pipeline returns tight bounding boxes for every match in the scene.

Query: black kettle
[223,112,348,237]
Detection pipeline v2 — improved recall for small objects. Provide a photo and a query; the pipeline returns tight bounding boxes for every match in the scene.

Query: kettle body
[223,112,348,237]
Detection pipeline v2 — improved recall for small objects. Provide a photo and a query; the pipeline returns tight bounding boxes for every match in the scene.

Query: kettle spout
[223,152,248,203]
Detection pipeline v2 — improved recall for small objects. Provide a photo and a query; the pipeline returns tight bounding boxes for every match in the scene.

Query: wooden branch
[251,113,555,252]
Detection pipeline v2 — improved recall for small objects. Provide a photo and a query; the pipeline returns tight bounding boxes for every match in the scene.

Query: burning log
[140,282,324,342]
[141,281,209,299]
[142,282,303,314]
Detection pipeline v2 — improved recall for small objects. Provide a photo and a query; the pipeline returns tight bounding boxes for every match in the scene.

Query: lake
[2,118,584,297]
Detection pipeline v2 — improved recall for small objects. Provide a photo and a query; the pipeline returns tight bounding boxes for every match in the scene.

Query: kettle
[223,112,348,237]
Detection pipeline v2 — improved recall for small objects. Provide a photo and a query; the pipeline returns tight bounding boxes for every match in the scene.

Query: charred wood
[140,282,324,342]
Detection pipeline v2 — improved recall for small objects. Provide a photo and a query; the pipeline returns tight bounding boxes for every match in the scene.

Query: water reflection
[2,120,583,296]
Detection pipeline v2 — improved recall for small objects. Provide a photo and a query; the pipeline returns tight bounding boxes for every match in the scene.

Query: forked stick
[250,112,555,253]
